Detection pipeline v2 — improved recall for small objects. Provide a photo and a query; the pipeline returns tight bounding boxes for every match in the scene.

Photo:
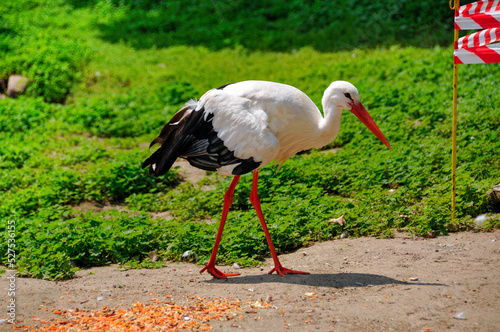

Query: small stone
[474,214,487,227]
[7,75,29,97]
[184,316,190,321]
[490,184,500,202]
[410,277,419,282]
[97,296,104,301]
[454,312,466,320]
[233,263,240,269]
[181,250,198,263]
[340,231,349,239]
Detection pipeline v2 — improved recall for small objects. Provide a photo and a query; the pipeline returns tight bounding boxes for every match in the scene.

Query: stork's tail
[142,100,201,177]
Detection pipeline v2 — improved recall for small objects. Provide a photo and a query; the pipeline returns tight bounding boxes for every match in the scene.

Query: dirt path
[2,230,499,331]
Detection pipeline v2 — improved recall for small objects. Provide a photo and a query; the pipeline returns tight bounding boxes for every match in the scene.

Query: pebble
[454,312,466,320]
[7,75,29,97]
[410,277,419,282]
[182,250,193,258]
[181,250,198,262]
[233,263,240,269]
[97,296,104,301]
[474,214,486,226]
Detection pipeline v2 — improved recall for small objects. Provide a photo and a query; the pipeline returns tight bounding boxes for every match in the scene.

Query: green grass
[1,0,499,280]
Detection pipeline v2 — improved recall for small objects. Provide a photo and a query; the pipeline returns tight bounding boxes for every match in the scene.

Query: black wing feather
[143,98,262,177]
[142,102,205,176]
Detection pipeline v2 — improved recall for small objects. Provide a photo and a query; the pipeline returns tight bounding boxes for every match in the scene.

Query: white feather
[200,88,280,166]
[197,80,364,172]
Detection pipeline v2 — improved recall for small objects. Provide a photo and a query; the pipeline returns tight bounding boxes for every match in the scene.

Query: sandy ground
[1,230,499,331]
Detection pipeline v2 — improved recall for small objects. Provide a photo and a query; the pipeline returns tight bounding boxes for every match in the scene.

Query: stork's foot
[269,264,309,276]
[200,264,240,279]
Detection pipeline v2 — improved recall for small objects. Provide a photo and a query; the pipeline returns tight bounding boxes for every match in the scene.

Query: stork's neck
[316,102,343,149]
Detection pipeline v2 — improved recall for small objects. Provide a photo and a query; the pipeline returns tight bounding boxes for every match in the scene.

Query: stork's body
[144,80,391,278]
[212,81,342,167]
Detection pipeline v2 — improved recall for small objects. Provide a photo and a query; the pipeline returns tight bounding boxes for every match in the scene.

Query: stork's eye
[344,92,352,100]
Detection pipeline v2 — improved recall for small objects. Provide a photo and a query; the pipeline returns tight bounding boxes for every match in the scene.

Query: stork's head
[323,81,391,149]
[322,81,361,111]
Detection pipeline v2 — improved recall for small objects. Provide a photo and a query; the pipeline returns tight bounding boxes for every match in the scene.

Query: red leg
[249,170,309,276]
[200,175,241,279]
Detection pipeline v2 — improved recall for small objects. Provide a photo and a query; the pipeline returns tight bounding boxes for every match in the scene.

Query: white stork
[143,80,391,278]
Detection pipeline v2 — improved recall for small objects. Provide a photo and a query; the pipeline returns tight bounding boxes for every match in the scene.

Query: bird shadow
[203,272,446,289]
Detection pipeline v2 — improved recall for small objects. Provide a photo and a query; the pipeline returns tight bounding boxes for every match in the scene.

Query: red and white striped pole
[450,0,500,220]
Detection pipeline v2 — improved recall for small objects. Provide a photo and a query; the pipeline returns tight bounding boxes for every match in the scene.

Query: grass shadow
[66,0,453,52]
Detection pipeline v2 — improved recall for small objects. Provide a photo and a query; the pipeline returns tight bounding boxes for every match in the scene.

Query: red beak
[350,102,391,149]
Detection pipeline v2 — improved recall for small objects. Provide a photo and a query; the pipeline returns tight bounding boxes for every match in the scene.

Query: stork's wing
[143,90,280,176]
[198,89,280,172]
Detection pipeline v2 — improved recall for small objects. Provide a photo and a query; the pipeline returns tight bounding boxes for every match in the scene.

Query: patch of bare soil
[173,159,211,187]
[2,230,499,331]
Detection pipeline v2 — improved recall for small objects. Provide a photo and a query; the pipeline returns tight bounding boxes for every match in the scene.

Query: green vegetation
[0,0,499,280]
